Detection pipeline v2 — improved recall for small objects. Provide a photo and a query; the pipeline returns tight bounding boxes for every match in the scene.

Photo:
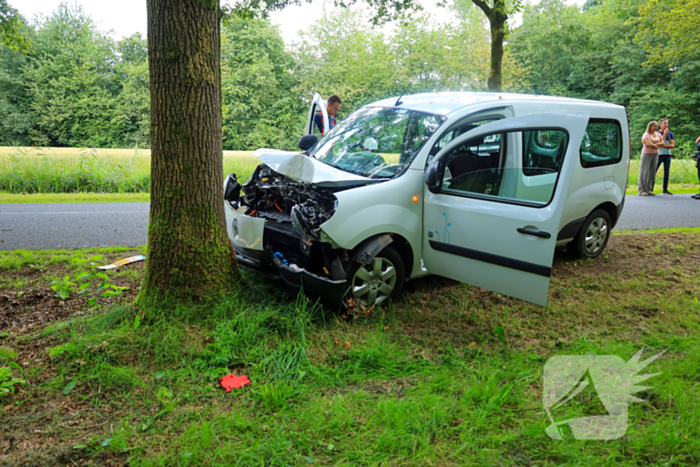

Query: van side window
[523,130,567,176]
[580,119,622,168]
[439,128,569,207]
[427,118,500,164]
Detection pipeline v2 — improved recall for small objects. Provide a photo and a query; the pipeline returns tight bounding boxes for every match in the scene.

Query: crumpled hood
[254,149,375,188]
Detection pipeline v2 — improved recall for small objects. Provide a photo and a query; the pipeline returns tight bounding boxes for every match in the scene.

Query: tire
[345,246,405,307]
[567,209,612,259]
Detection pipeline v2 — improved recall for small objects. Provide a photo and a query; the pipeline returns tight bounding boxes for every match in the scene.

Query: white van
[224,92,629,307]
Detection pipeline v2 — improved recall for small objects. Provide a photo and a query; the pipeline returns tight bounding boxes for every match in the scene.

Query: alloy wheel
[351,257,397,306]
[584,217,608,256]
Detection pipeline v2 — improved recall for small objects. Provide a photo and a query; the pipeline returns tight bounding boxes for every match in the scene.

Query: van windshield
[310,107,445,179]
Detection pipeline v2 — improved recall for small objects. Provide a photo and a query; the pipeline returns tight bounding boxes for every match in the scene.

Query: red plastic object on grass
[219,374,251,392]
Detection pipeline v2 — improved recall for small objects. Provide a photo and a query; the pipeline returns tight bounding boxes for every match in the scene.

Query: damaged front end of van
[223,150,389,306]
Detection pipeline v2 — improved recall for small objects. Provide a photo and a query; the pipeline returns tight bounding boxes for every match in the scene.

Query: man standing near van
[656,118,675,195]
[314,95,342,135]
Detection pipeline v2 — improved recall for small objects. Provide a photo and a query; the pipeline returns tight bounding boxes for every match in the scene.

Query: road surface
[1,195,699,250]
[0,203,149,250]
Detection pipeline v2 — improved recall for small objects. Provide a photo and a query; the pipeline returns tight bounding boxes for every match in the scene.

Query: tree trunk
[472,0,508,92]
[138,0,238,308]
[487,15,506,92]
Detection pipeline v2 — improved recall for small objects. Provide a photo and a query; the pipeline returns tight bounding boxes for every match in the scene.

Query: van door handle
[517,228,551,239]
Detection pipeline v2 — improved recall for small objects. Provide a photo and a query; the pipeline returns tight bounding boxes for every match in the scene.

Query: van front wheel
[346,247,405,307]
[567,209,611,259]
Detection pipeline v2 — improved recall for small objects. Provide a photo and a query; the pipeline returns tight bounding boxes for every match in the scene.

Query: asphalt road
[1,195,699,250]
[0,203,149,251]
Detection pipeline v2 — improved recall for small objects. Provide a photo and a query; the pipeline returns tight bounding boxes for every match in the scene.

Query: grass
[0,146,260,195]
[625,184,699,195]
[1,230,700,465]
[1,147,698,200]
[0,192,151,203]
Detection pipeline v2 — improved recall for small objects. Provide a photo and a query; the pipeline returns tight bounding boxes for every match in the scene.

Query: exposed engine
[224,165,346,282]
[224,164,337,239]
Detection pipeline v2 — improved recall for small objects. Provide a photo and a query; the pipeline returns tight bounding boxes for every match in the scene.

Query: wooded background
[1,0,698,154]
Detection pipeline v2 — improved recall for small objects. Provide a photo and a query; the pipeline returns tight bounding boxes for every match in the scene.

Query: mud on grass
[1,232,700,466]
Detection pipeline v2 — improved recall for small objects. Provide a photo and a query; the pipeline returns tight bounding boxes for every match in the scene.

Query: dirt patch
[552,232,700,281]
[0,265,142,337]
[394,231,700,352]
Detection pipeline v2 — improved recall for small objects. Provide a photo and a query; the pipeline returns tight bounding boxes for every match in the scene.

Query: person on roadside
[693,136,700,200]
[314,95,342,135]
[638,121,665,196]
[656,118,675,195]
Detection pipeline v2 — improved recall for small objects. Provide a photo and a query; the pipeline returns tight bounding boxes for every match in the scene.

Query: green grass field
[0,147,261,195]
[1,147,698,198]
[1,229,700,465]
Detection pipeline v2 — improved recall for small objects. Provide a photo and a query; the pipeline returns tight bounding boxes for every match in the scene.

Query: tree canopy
[0,0,28,52]
[1,0,700,150]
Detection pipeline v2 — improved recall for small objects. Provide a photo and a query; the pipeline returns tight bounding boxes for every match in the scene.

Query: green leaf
[101,438,112,447]
[493,325,506,347]
[63,378,78,395]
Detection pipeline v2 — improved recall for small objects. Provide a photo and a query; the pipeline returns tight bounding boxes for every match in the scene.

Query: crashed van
[224,92,629,307]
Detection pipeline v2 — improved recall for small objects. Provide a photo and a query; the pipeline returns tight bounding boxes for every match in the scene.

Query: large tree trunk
[138,0,238,308]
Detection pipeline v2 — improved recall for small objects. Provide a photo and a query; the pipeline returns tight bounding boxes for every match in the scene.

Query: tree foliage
[509,0,700,148]
[1,0,699,151]
[637,0,700,66]
[221,18,302,150]
[0,0,29,52]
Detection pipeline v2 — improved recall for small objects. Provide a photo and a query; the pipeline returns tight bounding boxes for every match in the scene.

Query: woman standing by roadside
[638,121,664,196]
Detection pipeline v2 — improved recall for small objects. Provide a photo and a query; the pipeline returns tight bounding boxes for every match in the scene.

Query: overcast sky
[13,0,587,45]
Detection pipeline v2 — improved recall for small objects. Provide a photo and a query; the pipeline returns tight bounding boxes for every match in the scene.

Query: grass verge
[0,193,151,204]
[1,231,699,465]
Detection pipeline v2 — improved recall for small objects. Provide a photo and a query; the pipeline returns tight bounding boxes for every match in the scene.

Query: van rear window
[580,119,623,168]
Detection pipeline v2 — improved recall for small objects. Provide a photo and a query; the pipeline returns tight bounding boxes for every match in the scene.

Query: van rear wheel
[567,209,611,259]
[346,246,405,308]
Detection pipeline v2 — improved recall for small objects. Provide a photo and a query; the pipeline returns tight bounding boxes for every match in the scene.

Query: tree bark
[487,14,506,92]
[472,0,507,92]
[138,0,238,308]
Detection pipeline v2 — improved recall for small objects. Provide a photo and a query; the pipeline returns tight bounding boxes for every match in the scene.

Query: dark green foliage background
[1,0,699,152]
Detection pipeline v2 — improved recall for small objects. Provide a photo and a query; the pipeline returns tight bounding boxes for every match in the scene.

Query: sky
[12,0,588,45]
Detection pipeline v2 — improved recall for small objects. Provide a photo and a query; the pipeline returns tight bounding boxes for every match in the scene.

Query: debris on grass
[219,374,251,392]
[97,255,145,270]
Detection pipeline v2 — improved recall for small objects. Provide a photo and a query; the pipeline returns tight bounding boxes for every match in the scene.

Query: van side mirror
[299,134,318,151]
[424,160,442,192]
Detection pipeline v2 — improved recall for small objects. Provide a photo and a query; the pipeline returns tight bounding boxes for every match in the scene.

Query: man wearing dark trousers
[656,118,675,195]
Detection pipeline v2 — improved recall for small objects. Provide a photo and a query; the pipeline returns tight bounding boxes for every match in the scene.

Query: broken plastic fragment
[219,374,251,392]
[96,255,145,270]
